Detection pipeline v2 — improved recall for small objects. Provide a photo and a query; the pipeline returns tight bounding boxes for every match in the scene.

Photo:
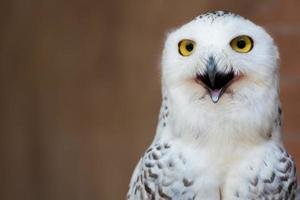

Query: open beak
[195,56,235,103]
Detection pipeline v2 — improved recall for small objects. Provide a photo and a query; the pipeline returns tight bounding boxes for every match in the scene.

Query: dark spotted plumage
[128,142,298,200]
[194,10,243,22]
[274,106,283,128]
[226,144,298,200]
[159,96,170,128]
[127,143,198,200]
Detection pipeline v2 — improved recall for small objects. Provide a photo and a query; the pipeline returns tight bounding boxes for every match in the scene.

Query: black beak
[196,56,235,103]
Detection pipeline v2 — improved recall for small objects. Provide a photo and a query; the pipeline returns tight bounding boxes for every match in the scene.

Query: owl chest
[136,142,224,200]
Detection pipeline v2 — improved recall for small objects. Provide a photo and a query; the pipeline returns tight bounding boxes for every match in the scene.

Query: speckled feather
[128,139,298,200]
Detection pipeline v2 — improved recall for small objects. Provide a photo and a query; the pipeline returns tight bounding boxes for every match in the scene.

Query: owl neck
[153,86,282,146]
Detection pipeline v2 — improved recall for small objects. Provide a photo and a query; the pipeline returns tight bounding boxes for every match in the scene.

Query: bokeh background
[0,0,299,199]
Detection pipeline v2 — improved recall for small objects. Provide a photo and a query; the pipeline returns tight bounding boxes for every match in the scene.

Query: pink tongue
[210,89,222,103]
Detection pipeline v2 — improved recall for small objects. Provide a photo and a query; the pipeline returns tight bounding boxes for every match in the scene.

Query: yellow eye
[230,35,253,53]
[178,39,195,56]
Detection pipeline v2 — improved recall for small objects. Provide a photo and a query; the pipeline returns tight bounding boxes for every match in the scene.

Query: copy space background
[0,1,299,199]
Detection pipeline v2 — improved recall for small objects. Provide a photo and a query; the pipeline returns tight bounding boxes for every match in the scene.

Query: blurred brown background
[0,0,299,199]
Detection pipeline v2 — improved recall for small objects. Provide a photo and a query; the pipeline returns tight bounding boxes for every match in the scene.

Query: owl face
[162,12,279,106]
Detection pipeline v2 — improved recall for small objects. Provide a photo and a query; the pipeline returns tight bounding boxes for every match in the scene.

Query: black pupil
[185,43,194,52]
[237,40,246,49]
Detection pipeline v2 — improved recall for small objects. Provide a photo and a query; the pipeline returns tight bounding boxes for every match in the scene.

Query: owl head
[161,11,280,140]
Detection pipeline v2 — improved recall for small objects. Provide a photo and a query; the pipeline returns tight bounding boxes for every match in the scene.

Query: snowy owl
[127,11,298,200]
